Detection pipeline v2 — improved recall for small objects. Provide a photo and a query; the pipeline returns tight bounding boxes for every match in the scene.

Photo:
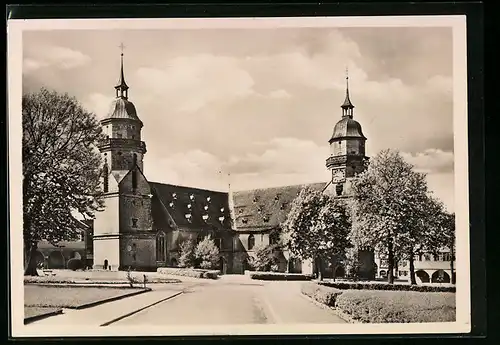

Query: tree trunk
[409,251,417,285]
[315,257,324,281]
[24,242,39,276]
[387,239,395,284]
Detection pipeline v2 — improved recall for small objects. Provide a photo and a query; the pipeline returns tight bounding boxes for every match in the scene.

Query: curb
[100,290,184,326]
[299,292,359,324]
[72,288,151,310]
[24,309,63,325]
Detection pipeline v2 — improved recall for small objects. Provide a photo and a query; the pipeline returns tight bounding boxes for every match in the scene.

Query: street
[112,277,346,325]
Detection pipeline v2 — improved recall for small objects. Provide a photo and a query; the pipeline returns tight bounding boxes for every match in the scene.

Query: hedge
[249,272,314,281]
[301,282,456,323]
[317,281,456,293]
[335,290,456,323]
[157,267,219,280]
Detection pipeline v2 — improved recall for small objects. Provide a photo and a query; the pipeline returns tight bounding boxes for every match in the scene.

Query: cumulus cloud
[135,54,255,113]
[81,93,114,119]
[402,149,454,174]
[23,45,91,74]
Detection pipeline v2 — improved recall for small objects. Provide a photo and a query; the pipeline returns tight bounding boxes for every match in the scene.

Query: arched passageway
[431,269,451,283]
[48,251,65,269]
[416,270,430,283]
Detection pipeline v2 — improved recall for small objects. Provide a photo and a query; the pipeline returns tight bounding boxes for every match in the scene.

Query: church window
[336,184,343,196]
[132,168,137,190]
[424,254,431,261]
[260,234,264,242]
[241,218,248,224]
[156,232,166,262]
[248,234,255,250]
[131,218,138,228]
[103,164,109,193]
[263,215,269,223]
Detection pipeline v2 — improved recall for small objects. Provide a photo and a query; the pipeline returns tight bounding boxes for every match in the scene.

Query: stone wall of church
[93,237,120,270]
[94,195,120,236]
[108,150,144,171]
[119,236,156,271]
[102,121,141,141]
[119,169,153,233]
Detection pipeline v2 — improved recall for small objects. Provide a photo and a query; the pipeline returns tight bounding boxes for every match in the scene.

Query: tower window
[336,184,343,196]
[103,164,109,193]
[132,168,137,190]
[131,218,138,228]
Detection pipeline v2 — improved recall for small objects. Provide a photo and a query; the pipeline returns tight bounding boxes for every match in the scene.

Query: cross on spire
[115,43,129,98]
[341,66,354,117]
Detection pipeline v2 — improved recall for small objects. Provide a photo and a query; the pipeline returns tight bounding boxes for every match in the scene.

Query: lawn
[335,289,456,323]
[24,285,146,308]
[24,306,62,320]
[301,282,456,323]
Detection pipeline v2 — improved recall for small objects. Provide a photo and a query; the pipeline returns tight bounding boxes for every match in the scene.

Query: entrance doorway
[104,259,108,270]
[219,257,227,275]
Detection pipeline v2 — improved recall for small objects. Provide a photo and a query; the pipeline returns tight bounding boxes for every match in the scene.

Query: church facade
[88,53,376,278]
[31,53,454,284]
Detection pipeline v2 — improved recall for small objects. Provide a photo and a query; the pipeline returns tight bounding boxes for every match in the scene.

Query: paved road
[114,278,345,325]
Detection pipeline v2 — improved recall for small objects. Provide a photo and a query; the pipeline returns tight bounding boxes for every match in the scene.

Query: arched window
[156,232,166,262]
[103,163,109,193]
[248,234,255,250]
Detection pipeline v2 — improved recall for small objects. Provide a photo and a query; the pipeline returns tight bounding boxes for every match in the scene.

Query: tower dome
[329,117,366,143]
[106,97,142,124]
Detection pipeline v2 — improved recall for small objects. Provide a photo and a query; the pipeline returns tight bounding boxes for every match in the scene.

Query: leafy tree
[251,243,281,272]
[343,246,363,281]
[22,88,105,276]
[195,236,220,269]
[350,149,430,284]
[282,187,352,281]
[178,239,196,268]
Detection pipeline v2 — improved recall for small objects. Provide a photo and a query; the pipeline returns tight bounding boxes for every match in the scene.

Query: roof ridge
[149,181,229,194]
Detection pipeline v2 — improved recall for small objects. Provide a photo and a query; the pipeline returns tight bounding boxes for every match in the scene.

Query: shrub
[317,281,456,293]
[301,281,343,306]
[157,267,219,280]
[249,271,314,281]
[335,290,456,323]
[66,258,84,271]
[195,236,219,269]
[178,239,197,268]
[250,243,282,272]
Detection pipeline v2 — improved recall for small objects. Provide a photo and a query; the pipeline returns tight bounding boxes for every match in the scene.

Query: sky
[22,26,455,211]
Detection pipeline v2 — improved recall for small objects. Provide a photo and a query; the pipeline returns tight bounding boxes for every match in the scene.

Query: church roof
[149,182,232,231]
[329,116,367,142]
[231,182,327,232]
[104,97,142,123]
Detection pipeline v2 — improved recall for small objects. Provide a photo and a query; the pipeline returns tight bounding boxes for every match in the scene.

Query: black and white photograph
[8,15,470,337]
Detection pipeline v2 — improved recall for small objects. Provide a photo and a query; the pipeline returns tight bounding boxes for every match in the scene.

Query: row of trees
[281,149,456,284]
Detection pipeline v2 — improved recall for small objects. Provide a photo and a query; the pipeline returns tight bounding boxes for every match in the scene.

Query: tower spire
[341,66,354,117]
[115,43,129,99]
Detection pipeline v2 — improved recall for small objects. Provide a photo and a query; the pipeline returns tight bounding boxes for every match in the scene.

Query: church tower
[93,48,154,271]
[325,71,368,197]
[99,50,147,174]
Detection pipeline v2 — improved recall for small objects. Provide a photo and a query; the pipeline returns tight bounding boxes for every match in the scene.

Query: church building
[89,52,376,277]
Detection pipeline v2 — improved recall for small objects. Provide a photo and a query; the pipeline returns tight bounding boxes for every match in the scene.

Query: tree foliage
[350,149,451,284]
[250,243,281,272]
[195,236,220,269]
[178,238,197,268]
[281,187,352,280]
[22,88,106,275]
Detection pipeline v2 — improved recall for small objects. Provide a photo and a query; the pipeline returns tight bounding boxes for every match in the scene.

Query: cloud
[81,93,114,119]
[135,54,255,113]
[267,89,291,99]
[23,45,91,74]
[401,149,454,174]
